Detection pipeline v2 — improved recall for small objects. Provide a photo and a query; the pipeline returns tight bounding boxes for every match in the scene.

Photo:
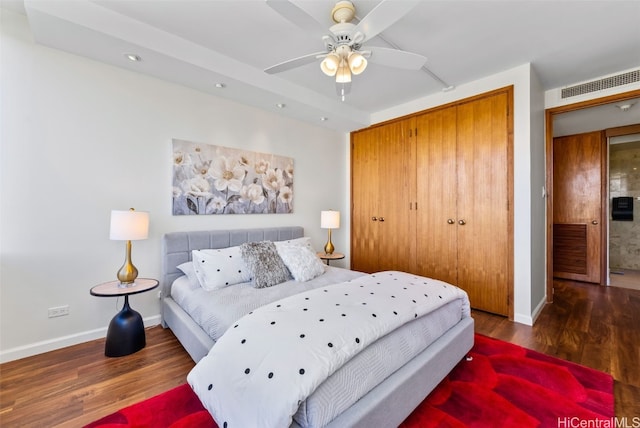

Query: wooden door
[351,119,415,273]
[456,91,510,316]
[351,126,381,273]
[552,131,605,284]
[415,106,458,284]
[376,118,416,273]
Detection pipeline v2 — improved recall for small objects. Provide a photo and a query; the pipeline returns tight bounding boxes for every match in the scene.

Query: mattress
[178,269,469,427]
[171,266,365,342]
[294,298,464,427]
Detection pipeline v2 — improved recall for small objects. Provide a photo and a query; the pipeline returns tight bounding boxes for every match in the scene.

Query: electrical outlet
[48,305,69,318]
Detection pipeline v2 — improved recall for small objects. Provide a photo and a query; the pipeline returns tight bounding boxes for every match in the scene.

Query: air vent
[561,70,640,98]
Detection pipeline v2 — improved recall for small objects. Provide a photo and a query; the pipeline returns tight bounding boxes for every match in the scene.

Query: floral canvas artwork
[172,139,293,215]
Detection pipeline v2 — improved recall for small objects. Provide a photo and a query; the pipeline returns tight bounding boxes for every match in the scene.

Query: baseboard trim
[0,315,161,364]
[530,296,547,324]
[513,296,547,326]
[513,313,533,326]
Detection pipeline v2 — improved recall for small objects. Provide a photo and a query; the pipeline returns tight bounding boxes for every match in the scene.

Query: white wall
[528,67,548,322]
[372,63,544,325]
[0,10,349,362]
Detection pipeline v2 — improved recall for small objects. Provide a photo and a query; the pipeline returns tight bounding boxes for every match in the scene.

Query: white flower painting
[172,139,294,215]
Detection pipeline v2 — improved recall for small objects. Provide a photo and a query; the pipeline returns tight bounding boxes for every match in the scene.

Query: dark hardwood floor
[1,279,638,427]
[0,327,195,427]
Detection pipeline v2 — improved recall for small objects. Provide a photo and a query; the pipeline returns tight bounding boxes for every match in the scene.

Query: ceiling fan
[264,0,427,100]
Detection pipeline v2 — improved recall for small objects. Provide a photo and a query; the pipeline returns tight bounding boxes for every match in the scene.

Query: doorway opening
[608,134,640,291]
[545,89,640,303]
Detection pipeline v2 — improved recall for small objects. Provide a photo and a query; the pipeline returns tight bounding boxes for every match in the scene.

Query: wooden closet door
[456,92,510,316]
[415,106,458,284]
[351,127,381,273]
[351,119,415,273]
[376,118,416,273]
[552,131,604,284]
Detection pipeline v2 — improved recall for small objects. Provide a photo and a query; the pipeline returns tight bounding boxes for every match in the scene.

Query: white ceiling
[5,0,640,132]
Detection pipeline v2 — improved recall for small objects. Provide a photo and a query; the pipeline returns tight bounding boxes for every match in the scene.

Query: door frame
[545,89,640,302]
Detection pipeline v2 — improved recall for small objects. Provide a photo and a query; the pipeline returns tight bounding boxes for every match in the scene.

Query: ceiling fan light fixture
[265,0,425,100]
[348,52,367,75]
[320,53,340,76]
[335,64,351,83]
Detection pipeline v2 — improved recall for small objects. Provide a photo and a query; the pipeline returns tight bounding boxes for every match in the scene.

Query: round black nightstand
[90,278,158,357]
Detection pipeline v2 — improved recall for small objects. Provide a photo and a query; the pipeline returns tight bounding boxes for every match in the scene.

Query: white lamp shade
[320,53,340,76]
[335,64,352,83]
[110,209,149,240]
[321,210,340,229]
[348,52,367,75]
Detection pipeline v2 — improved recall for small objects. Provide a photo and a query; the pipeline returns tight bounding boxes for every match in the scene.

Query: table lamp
[320,210,340,255]
[110,208,149,286]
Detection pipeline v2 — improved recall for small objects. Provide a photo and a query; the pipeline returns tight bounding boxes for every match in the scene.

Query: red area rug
[85,334,613,427]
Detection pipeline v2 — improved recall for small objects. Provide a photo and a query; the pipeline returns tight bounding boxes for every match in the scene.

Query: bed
[161,226,474,428]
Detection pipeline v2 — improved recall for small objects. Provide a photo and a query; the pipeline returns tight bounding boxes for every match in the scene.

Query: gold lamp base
[324,229,335,255]
[117,240,139,287]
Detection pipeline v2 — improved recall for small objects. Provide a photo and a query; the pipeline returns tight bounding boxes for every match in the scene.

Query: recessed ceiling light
[320,117,328,121]
[215,83,226,89]
[276,103,286,109]
[124,53,142,62]
[616,103,635,112]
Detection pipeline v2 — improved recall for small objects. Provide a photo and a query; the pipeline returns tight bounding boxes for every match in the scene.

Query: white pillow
[192,247,252,291]
[274,236,314,252]
[177,261,199,288]
[276,243,326,282]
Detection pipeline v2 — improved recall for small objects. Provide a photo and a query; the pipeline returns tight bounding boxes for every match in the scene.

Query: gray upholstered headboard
[161,226,304,298]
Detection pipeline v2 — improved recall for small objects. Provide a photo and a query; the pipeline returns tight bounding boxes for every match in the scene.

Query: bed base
[320,316,473,428]
[162,297,214,362]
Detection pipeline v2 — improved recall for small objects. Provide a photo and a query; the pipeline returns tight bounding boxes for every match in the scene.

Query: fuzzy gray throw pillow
[240,241,291,288]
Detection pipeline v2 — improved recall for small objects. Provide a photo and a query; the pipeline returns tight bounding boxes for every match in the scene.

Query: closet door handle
[458,219,466,225]
[592,220,599,225]
[372,217,378,221]
[447,219,455,224]
[379,217,385,222]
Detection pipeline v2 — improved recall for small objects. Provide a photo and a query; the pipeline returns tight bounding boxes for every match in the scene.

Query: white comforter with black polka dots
[187,271,470,428]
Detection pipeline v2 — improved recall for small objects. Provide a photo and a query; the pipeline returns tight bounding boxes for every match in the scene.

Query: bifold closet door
[375,118,416,273]
[415,106,458,285]
[351,119,415,273]
[456,92,510,316]
[351,126,381,273]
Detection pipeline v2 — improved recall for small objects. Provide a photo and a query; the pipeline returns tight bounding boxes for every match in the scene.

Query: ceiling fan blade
[365,46,426,70]
[353,0,419,43]
[265,0,326,37]
[264,52,326,74]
